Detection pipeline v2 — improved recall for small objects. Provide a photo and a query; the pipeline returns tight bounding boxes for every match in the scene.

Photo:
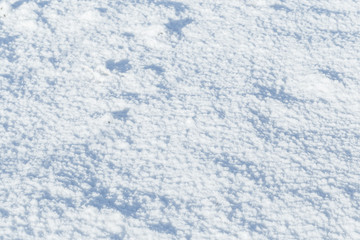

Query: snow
[0,0,360,239]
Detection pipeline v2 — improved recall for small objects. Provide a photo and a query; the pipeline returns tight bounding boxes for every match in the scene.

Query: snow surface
[0,0,360,239]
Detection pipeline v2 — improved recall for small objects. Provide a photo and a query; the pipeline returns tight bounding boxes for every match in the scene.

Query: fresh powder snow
[0,0,359,239]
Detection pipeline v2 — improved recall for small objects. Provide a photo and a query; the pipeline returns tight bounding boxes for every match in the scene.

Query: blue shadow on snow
[144,64,165,75]
[318,68,343,82]
[106,59,132,73]
[270,4,292,13]
[165,18,193,37]
[112,108,130,121]
[155,1,188,15]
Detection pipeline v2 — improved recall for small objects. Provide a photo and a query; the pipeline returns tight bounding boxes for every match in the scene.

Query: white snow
[0,0,360,239]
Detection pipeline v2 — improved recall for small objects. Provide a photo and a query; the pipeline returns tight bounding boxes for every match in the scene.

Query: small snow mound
[288,73,344,102]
